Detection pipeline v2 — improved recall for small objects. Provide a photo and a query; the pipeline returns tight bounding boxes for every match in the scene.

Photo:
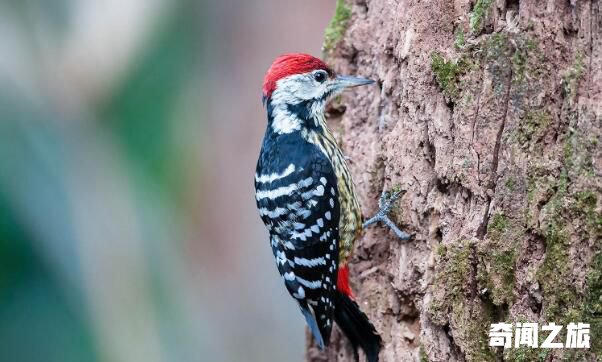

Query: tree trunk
[308,0,601,361]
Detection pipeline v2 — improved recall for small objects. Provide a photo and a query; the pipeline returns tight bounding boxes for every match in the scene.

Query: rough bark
[308,0,601,361]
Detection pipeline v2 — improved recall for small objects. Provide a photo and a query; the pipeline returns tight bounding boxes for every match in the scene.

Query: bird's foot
[363,189,412,240]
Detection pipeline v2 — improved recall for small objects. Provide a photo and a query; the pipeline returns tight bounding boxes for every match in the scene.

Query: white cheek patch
[273,74,326,101]
[271,104,302,134]
[269,73,330,134]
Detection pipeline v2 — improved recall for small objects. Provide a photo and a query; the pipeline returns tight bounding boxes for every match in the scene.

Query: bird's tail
[334,290,382,362]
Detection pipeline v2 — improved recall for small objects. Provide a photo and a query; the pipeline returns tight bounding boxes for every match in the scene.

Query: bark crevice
[310,1,602,360]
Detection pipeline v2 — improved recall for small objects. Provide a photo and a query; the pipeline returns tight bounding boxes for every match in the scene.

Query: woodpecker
[255,53,410,362]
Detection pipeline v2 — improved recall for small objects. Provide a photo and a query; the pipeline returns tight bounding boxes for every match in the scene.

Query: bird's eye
[314,71,327,83]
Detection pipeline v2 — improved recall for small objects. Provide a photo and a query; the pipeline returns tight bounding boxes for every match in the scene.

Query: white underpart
[255,164,295,183]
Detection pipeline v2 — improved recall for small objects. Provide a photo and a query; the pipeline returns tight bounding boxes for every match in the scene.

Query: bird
[254,53,411,362]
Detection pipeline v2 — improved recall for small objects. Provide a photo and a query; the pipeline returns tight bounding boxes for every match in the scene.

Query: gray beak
[334,75,375,89]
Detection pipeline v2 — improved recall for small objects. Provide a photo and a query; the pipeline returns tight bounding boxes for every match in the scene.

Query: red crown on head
[262,53,332,98]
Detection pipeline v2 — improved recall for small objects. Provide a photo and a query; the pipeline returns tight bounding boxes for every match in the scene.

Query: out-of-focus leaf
[100,1,202,196]
[2,0,71,36]
[0,189,34,299]
[0,100,98,362]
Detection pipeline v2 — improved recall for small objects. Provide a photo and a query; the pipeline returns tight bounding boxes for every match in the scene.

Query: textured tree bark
[308,0,601,361]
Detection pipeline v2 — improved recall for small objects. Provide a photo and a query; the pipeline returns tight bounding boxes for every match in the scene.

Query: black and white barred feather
[255,126,341,347]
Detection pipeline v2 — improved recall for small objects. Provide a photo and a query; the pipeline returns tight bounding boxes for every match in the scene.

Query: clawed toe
[364,189,412,241]
[378,189,405,213]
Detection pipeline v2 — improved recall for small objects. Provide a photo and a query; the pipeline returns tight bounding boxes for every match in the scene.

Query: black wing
[255,141,340,348]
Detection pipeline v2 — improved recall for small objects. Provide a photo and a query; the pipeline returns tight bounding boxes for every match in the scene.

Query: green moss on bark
[514,110,551,147]
[323,0,351,55]
[504,343,549,362]
[583,252,602,353]
[503,316,550,361]
[505,176,516,191]
[575,191,602,238]
[531,135,601,358]
[430,53,476,99]
[428,241,473,324]
[537,225,576,321]
[479,213,521,306]
[454,28,466,49]
[419,345,429,362]
[429,240,496,360]
[561,53,584,100]
[470,0,493,33]
[423,16,598,362]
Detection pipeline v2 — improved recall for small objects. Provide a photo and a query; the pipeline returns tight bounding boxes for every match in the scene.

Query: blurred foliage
[0,1,204,361]
[3,0,71,35]
[0,98,98,361]
[101,1,202,200]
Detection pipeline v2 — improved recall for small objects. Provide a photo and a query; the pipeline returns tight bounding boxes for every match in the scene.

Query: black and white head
[262,53,374,134]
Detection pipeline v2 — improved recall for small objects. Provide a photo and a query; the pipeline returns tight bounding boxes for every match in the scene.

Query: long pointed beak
[334,75,375,89]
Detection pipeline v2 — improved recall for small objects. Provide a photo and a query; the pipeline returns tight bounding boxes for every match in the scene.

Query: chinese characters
[489,322,590,349]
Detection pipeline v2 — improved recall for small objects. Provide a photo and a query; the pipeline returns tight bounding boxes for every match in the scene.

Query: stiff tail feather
[334,290,382,362]
[300,304,326,350]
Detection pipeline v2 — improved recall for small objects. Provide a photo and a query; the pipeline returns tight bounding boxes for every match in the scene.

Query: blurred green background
[0,1,334,361]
